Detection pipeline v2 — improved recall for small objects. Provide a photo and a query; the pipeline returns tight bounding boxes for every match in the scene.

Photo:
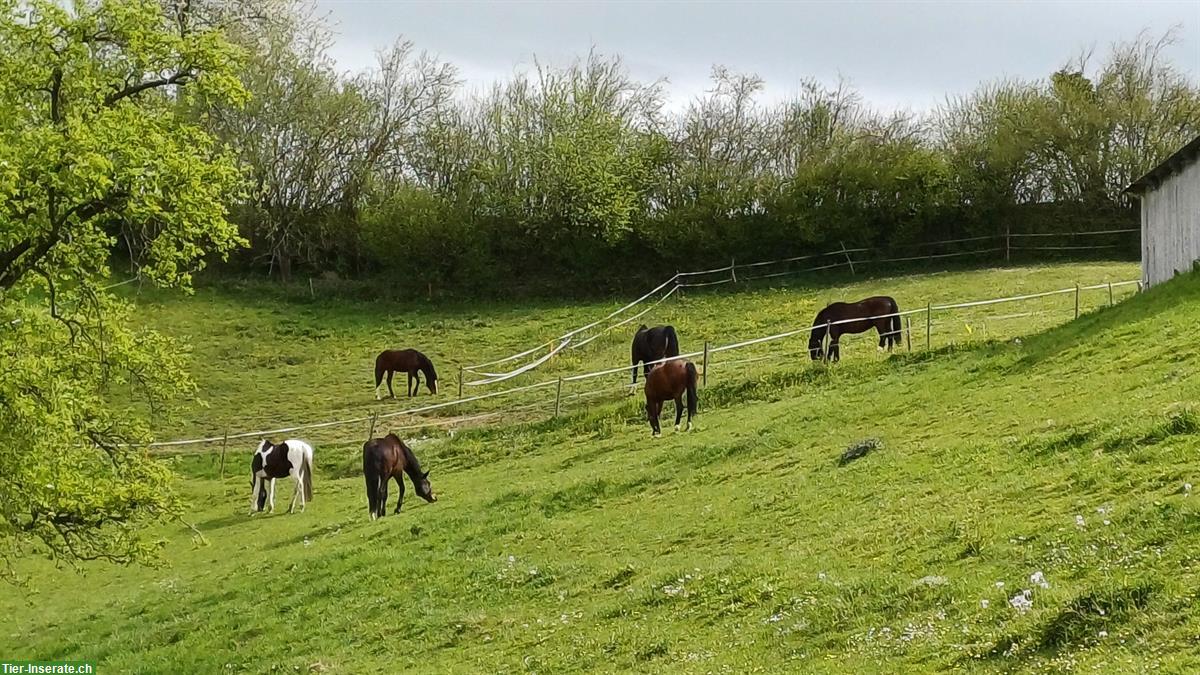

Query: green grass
[123,261,1138,448]
[14,259,1200,673]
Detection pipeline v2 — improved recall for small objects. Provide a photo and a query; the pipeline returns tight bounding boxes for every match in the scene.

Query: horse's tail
[301,447,314,502]
[685,361,699,419]
[374,353,385,387]
[664,325,680,357]
[363,443,380,515]
[889,301,902,345]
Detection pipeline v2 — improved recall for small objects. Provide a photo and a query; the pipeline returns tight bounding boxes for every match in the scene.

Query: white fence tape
[459,230,1137,382]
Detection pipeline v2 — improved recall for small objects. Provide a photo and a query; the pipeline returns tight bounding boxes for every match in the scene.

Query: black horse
[631,324,680,385]
[809,296,902,362]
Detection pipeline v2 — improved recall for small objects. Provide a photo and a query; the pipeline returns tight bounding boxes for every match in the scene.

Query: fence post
[925,303,932,351]
[308,277,315,300]
[219,428,229,481]
[839,242,856,274]
[1074,284,1080,319]
[1107,282,1114,307]
[1005,224,1011,262]
[457,365,464,399]
[676,271,683,299]
[554,377,563,418]
[905,317,912,352]
[824,320,832,361]
[367,410,379,440]
[730,257,737,283]
[702,341,710,387]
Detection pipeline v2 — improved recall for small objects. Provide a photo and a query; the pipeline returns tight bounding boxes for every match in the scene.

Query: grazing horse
[808,296,902,362]
[631,324,680,385]
[362,433,437,519]
[249,439,314,515]
[644,358,698,437]
[374,348,438,399]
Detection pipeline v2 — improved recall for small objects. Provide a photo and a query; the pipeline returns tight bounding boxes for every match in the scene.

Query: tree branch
[104,70,193,107]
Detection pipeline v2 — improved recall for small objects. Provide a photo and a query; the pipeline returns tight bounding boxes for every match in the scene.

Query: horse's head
[427,377,437,395]
[808,333,824,360]
[416,470,436,503]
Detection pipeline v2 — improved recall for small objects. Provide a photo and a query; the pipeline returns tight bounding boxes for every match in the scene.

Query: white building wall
[1142,158,1200,286]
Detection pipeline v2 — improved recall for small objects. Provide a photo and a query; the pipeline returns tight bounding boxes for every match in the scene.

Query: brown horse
[362,433,436,519]
[808,296,902,362]
[374,349,438,399]
[644,358,698,437]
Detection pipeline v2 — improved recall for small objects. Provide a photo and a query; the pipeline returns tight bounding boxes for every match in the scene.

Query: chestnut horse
[644,358,698,437]
[362,433,436,519]
[631,324,680,385]
[374,349,438,399]
[808,296,902,362]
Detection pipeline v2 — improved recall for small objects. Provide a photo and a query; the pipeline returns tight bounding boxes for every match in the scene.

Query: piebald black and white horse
[249,439,314,515]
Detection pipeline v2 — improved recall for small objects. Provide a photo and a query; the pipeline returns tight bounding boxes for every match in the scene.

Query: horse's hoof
[652,432,661,438]
[687,423,693,432]
[674,424,680,432]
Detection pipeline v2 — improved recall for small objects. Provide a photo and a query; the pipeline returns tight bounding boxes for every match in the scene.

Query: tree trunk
[278,251,292,283]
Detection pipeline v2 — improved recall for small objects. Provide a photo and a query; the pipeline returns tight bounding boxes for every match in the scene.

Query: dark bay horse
[631,324,680,385]
[808,296,902,362]
[644,358,698,437]
[375,349,438,399]
[362,433,436,519]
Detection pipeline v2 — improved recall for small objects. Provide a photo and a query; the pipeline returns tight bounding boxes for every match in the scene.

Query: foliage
[0,0,245,573]
[198,25,1198,290]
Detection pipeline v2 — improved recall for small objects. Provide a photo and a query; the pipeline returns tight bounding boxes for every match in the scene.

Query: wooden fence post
[905,317,912,352]
[925,303,932,351]
[367,410,379,440]
[839,242,856,274]
[219,428,229,481]
[1074,284,1080,319]
[702,341,710,387]
[554,377,563,418]
[1005,224,1011,262]
[1107,282,1114,307]
[457,365,464,399]
[824,320,832,361]
[730,257,737,283]
[308,277,315,300]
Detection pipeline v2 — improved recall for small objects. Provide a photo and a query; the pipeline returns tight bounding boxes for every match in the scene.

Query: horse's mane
[417,352,437,381]
[400,441,423,479]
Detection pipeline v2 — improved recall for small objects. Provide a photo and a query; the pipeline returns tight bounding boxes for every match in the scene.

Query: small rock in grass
[838,437,884,466]
[915,575,948,587]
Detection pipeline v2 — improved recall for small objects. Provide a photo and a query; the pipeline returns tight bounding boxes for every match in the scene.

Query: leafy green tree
[0,0,245,574]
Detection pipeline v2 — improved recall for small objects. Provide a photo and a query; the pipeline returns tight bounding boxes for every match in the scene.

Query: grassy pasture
[12,260,1200,673]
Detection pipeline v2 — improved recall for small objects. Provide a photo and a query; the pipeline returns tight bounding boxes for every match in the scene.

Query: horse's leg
[379,478,389,518]
[673,396,684,431]
[646,400,659,437]
[406,372,414,397]
[249,476,261,515]
[386,370,395,399]
[394,475,405,513]
[289,469,304,514]
[267,478,276,513]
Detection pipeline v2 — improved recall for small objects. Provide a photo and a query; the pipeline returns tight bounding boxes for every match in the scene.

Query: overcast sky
[315,0,1200,112]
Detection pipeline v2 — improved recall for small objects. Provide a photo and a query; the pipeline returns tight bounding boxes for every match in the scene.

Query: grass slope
[126,261,1136,446]
[13,261,1200,673]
